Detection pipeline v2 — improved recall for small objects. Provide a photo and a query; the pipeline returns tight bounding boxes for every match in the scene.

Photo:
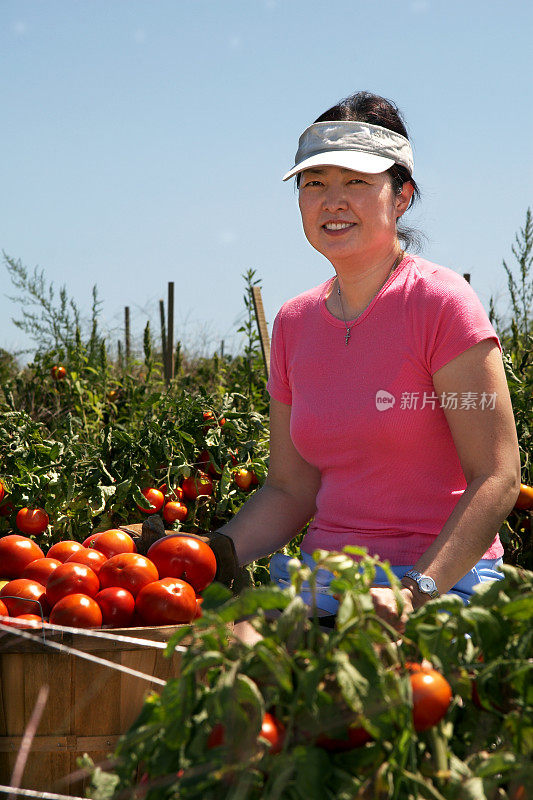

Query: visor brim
[282,151,395,182]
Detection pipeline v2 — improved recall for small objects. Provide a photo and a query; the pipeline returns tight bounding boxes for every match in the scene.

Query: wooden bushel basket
[0,623,186,795]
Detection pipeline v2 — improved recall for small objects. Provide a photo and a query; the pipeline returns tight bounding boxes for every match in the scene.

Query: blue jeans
[269,550,504,615]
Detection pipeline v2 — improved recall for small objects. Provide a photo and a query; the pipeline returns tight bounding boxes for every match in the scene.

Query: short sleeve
[416,275,501,376]
[266,308,292,404]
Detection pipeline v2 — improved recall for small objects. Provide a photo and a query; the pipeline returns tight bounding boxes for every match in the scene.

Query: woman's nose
[322,188,348,211]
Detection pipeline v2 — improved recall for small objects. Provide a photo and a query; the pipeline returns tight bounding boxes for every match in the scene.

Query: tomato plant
[0,578,50,616]
[46,562,100,606]
[137,487,165,514]
[207,713,285,754]
[147,534,216,592]
[49,593,103,628]
[162,501,188,524]
[98,552,159,597]
[95,587,135,627]
[16,507,49,535]
[0,534,45,579]
[135,577,197,625]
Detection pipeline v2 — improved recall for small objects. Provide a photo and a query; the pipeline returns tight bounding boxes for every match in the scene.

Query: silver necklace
[336,251,404,345]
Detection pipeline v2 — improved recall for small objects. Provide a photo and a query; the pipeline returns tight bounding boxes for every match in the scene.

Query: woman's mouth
[322,221,355,232]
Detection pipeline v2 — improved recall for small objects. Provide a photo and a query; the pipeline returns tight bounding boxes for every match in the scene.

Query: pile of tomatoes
[0,530,216,630]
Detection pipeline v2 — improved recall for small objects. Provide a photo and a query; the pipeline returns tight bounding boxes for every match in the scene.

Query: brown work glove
[193,529,241,589]
[119,514,166,556]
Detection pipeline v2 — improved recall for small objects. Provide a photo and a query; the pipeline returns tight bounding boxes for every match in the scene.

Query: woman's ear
[395,181,415,218]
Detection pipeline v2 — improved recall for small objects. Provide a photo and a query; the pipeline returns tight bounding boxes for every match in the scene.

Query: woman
[207,91,521,631]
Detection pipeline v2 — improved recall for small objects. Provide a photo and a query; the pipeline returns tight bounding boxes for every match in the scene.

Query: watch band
[401,569,440,598]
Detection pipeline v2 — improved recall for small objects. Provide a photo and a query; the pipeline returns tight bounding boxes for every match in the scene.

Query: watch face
[419,577,435,593]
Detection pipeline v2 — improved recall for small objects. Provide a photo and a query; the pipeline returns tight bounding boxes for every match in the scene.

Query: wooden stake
[124,307,130,364]
[159,299,168,382]
[251,286,271,379]
[167,282,175,381]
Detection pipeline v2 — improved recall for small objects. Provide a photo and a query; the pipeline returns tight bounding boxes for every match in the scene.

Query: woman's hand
[369,586,415,633]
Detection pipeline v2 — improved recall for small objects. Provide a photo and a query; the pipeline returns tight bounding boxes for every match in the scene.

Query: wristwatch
[401,569,440,598]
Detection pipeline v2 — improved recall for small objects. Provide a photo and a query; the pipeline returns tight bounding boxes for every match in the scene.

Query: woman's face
[298,165,413,266]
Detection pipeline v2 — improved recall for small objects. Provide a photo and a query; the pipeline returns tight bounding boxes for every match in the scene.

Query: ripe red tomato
[258,713,285,753]
[2,613,43,629]
[49,593,102,628]
[194,597,203,619]
[0,598,8,618]
[16,507,49,536]
[147,534,216,593]
[65,547,107,575]
[409,666,452,731]
[197,450,222,479]
[181,472,213,501]
[234,469,253,491]
[202,411,225,431]
[0,500,14,518]
[514,483,533,511]
[316,724,372,751]
[82,529,137,558]
[0,578,50,617]
[0,480,4,503]
[207,713,285,754]
[95,587,135,627]
[158,484,184,502]
[47,540,85,563]
[21,557,62,586]
[46,563,100,607]
[162,501,188,524]
[98,553,159,597]
[137,487,165,515]
[0,534,45,578]
[135,577,197,625]
[51,365,67,380]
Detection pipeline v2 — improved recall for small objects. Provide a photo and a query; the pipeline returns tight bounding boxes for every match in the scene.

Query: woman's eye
[302,180,322,187]
[348,178,366,185]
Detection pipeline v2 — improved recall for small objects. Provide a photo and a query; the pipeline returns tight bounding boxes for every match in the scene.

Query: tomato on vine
[408,664,452,731]
[16,507,49,536]
[51,365,67,380]
[137,487,165,515]
[514,483,533,511]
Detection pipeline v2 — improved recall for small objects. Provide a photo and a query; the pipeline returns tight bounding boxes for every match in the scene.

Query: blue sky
[1,0,532,360]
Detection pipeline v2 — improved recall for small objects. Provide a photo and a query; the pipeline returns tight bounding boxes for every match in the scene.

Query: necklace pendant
[344,328,351,346]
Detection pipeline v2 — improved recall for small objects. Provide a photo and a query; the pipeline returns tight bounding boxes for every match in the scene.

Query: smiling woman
[203,90,521,632]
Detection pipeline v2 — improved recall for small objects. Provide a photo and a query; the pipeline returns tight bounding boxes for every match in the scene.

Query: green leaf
[499,595,533,620]
[200,581,233,610]
[473,750,517,777]
[253,640,293,693]
[332,651,368,712]
[132,483,151,509]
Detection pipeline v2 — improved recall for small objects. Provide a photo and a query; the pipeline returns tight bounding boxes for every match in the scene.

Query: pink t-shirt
[266,254,504,564]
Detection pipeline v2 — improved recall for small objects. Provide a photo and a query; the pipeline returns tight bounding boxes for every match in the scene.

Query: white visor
[282,120,414,182]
